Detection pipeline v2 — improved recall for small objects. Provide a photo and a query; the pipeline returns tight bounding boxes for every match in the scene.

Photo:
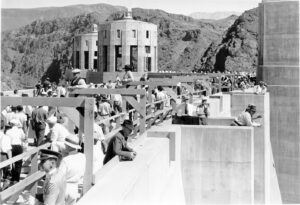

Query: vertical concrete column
[258,0,300,203]
[80,37,85,70]
[122,29,131,67]
[88,38,93,70]
[138,29,144,72]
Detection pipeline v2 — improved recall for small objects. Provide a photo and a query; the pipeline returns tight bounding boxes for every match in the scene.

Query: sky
[1,0,261,15]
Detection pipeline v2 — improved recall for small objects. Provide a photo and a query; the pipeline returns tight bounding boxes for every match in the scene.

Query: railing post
[139,94,146,134]
[83,98,95,194]
[29,153,38,196]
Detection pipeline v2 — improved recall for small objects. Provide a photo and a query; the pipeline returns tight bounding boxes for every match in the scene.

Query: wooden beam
[83,98,95,194]
[58,107,84,132]
[0,171,45,203]
[0,143,50,169]
[123,96,146,117]
[139,94,146,134]
[70,88,146,96]
[1,97,85,110]
[128,81,178,87]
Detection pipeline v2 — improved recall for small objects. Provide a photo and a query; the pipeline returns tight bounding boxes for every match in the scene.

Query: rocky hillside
[190,11,241,20]
[198,8,258,72]
[1,7,238,90]
[1,4,126,31]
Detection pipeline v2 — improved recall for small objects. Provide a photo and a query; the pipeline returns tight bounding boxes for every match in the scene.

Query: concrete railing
[78,136,171,205]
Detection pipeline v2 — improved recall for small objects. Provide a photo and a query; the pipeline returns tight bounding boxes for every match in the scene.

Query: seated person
[232,104,262,127]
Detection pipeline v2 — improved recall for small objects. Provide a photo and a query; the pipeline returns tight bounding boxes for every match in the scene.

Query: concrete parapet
[77,137,171,205]
[230,92,270,203]
[180,126,254,204]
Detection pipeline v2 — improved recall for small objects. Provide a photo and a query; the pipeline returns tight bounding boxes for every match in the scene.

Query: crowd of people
[0,66,266,204]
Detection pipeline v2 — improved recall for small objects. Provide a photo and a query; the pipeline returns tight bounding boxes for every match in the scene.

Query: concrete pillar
[80,38,85,70]
[108,45,114,72]
[122,30,130,67]
[258,0,300,203]
[138,29,144,72]
[88,39,93,70]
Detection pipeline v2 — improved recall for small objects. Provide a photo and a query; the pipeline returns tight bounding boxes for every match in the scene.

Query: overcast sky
[1,0,261,15]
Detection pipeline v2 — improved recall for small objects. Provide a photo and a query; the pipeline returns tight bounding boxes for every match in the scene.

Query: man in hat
[103,120,137,165]
[122,64,134,83]
[69,69,87,89]
[255,81,267,95]
[38,149,66,205]
[31,105,48,146]
[156,86,167,110]
[177,95,194,116]
[60,134,85,205]
[232,104,262,127]
[6,119,26,183]
[97,95,112,121]
[196,96,210,125]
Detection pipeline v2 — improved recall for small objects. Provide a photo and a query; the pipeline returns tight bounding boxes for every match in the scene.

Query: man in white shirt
[6,119,26,182]
[0,120,12,184]
[156,86,167,110]
[232,104,262,127]
[176,95,194,116]
[69,69,87,89]
[122,64,134,83]
[46,116,70,153]
[60,134,85,205]
[98,96,112,120]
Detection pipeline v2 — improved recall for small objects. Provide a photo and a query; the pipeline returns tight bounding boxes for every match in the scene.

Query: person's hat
[64,134,81,150]
[202,96,209,101]
[247,104,256,112]
[157,86,163,91]
[52,92,57,97]
[182,95,189,101]
[72,68,81,73]
[121,120,134,131]
[41,91,47,96]
[123,64,132,71]
[47,116,57,124]
[39,149,62,161]
[9,119,20,126]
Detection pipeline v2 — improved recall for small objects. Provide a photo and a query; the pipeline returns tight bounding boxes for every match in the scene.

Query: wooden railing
[0,143,51,203]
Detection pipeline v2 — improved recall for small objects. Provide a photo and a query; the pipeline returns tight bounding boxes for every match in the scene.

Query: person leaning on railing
[231,104,262,127]
[103,120,137,165]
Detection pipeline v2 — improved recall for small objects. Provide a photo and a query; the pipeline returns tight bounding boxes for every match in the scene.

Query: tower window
[104,30,107,38]
[145,46,151,54]
[117,30,121,38]
[96,41,98,46]
[146,30,149,38]
[132,30,136,38]
[94,51,98,57]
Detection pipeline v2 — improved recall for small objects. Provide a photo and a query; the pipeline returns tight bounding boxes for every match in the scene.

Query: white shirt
[235,111,260,127]
[111,94,122,104]
[98,102,112,116]
[15,112,27,128]
[6,126,25,145]
[49,123,70,142]
[0,130,12,153]
[123,71,134,82]
[176,103,195,116]
[94,123,105,141]
[60,152,86,184]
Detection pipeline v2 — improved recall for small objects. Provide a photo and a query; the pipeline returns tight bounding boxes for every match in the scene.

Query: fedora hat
[64,134,81,149]
[39,149,62,161]
[47,116,57,124]
[121,120,134,131]
[72,68,81,73]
